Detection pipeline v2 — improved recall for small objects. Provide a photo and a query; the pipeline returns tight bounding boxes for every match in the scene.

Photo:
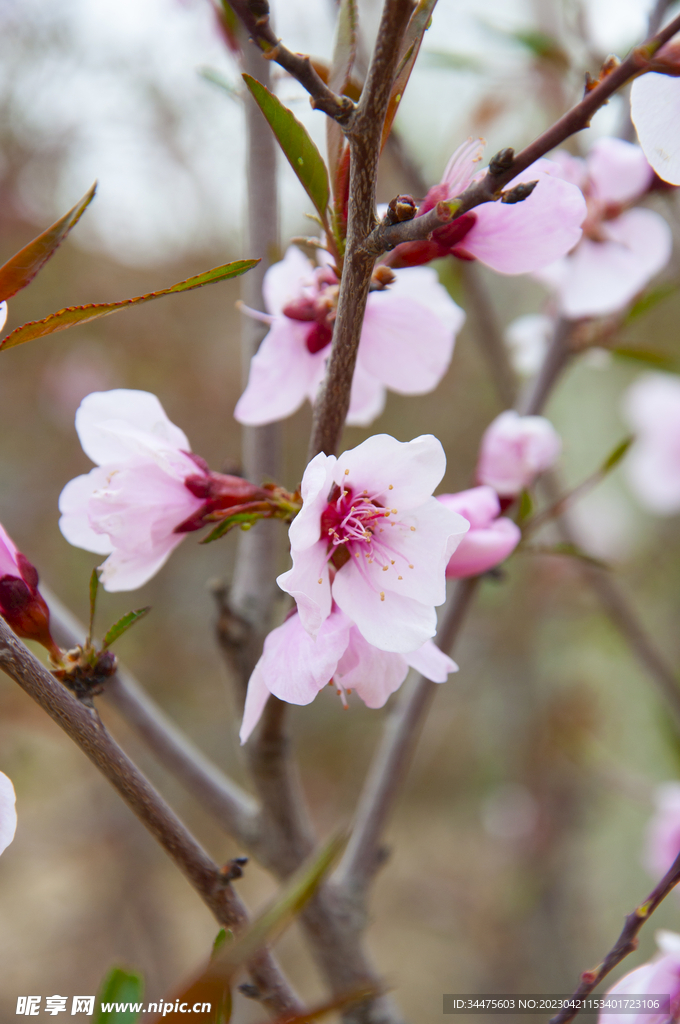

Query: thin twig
[224,1,354,120]
[648,0,673,37]
[549,846,680,1024]
[460,262,518,408]
[0,618,301,1017]
[43,587,262,851]
[337,577,480,897]
[308,0,417,458]
[367,11,680,254]
[520,317,573,416]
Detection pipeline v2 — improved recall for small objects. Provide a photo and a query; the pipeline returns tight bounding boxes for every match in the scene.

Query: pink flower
[476,411,562,497]
[536,138,672,318]
[632,72,680,186]
[240,606,456,743]
[0,522,58,657]
[600,930,680,1024]
[0,772,16,856]
[622,373,680,514]
[390,138,587,274]
[277,434,469,653]
[644,783,680,879]
[59,390,267,591]
[437,487,521,577]
[233,246,465,427]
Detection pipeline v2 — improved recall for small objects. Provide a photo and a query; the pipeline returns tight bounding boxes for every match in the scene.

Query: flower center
[282,269,339,355]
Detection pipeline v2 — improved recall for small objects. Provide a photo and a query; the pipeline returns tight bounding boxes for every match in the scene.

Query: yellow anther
[380,592,385,601]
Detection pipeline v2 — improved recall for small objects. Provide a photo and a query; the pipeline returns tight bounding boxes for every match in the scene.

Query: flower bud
[477,411,562,498]
[0,524,59,657]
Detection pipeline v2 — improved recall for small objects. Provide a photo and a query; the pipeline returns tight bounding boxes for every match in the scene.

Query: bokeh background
[2,0,680,1020]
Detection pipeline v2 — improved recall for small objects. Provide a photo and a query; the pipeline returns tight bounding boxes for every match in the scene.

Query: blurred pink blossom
[0,772,16,856]
[389,138,587,274]
[644,783,680,879]
[240,606,456,743]
[234,246,465,427]
[0,522,58,657]
[438,487,521,577]
[622,373,680,514]
[536,138,671,318]
[600,930,680,1024]
[278,433,469,653]
[476,411,562,498]
[632,73,680,186]
[59,390,266,591]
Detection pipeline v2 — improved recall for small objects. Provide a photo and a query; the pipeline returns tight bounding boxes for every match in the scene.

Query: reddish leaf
[381,0,438,151]
[0,183,97,303]
[0,259,259,351]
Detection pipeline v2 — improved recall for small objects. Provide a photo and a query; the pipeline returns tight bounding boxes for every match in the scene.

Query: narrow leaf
[102,608,150,649]
[256,983,383,1024]
[381,0,438,150]
[0,183,97,302]
[625,282,677,322]
[0,259,259,351]
[601,436,634,473]
[611,346,676,371]
[162,832,347,1023]
[525,542,610,570]
[200,511,266,545]
[326,0,358,221]
[88,567,101,646]
[243,74,330,227]
[95,967,144,1023]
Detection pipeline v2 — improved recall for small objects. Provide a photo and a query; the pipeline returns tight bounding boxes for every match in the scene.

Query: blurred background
[2,0,680,1020]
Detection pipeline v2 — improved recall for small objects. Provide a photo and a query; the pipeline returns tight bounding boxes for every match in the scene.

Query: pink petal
[0,302,7,334]
[477,411,562,496]
[463,160,586,274]
[345,361,386,427]
[58,471,116,556]
[445,518,521,577]
[437,486,500,529]
[335,434,447,511]
[404,640,458,682]
[258,609,350,705]
[644,783,680,878]
[98,533,186,592]
[622,375,680,514]
[234,318,323,425]
[277,541,333,637]
[240,663,272,744]
[335,625,408,708]
[0,523,20,577]
[75,390,191,466]
[603,952,680,1024]
[0,772,16,856]
[555,209,671,318]
[631,73,680,186]
[586,137,654,205]
[263,246,316,315]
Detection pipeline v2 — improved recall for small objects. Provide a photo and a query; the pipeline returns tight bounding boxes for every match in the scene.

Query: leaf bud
[501,180,539,204]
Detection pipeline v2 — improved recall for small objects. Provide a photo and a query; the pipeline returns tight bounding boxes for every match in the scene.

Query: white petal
[345,361,387,427]
[58,471,115,555]
[277,541,332,637]
[98,533,186,592]
[0,772,17,856]
[335,434,447,511]
[336,626,408,707]
[587,137,653,205]
[234,318,320,425]
[0,301,7,334]
[262,246,316,315]
[404,640,458,682]
[259,609,350,704]
[240,663,272,744]
[632,73,680,186]
[75,390,191,466]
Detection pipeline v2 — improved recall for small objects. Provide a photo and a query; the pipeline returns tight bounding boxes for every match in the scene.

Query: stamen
[380,592,385,601]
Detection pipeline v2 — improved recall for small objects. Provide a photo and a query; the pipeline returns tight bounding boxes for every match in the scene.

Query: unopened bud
[371,266,396,290]
[384,195,417,225]
[489,148,515,176]
[501,180,538,204]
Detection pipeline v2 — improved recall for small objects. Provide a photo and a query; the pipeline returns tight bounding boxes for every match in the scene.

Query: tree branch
[460,262,518,408]
[224,1,354,120]
[337,577,480,898]
[0,617,300,1017]
[549,847,680,1024]
[367,10,680,254]
[43,587,262,852]
[308,0,417,458]
[520,317,574,416]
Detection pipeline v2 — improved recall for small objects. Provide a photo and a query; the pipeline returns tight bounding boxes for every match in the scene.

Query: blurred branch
[368,10,680,254]
[460,262,518,408]
[43,587,262,852]
[0,617,301,1017]
[309,0,417,458]
[549,846,680,1024]
[648,0,673,37]
[338,577,480,897]
[520,317,574,415]
[223,1,354,120]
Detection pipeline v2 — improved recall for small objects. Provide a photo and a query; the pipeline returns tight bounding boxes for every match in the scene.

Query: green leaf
[381,0,438,149]
[87,567,101,646]
[418,48,483,71]
[516,489,533,524]
[242,74,330,227]
[199,67,241,102]
[200,511,266,545]
[211,929,232,958]
[102,608,150,649]
[611,346,676,371]
[0,259,259,351]
[625,282,678,322]
[601,436,633,473]
[95,967,144,1023]
[0,183,97,303]
[525,542,610,570]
